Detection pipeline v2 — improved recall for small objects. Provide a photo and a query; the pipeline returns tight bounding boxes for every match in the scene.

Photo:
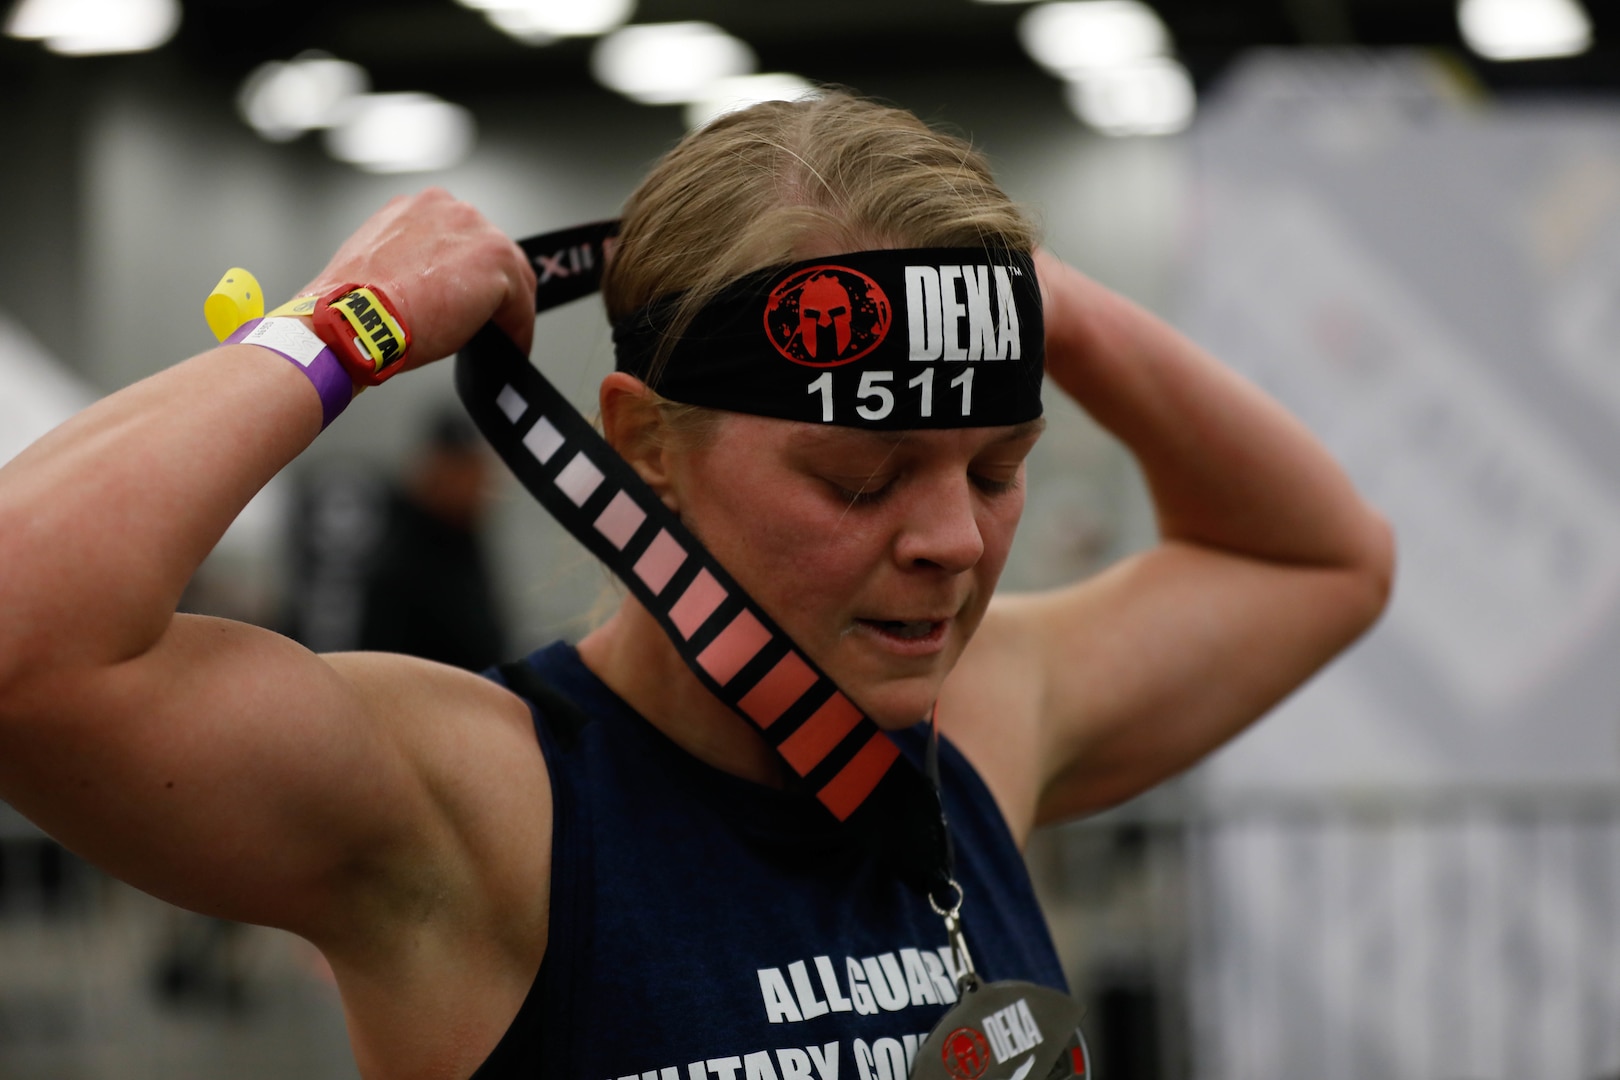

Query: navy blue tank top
[472,642,1066,1080]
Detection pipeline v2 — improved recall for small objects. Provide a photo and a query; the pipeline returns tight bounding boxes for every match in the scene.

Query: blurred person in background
[0,92,1392,1078]
[280,409,506,668]
[355,409,507,671]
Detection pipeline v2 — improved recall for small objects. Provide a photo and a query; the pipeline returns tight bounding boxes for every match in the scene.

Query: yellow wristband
[267,294,320,319]
[203,268,266,342]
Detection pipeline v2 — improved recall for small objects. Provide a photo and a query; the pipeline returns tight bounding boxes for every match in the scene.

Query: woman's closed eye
[827,474,896,505]
[970,470,1022,497]
[826,467,1021,506]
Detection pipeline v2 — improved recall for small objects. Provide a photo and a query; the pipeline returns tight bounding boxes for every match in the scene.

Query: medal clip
[930,876,979,995]
[946,912,980,996]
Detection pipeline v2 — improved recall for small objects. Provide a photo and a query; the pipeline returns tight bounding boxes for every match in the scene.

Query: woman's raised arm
[947,251,1395,837]
[0,190,541,940]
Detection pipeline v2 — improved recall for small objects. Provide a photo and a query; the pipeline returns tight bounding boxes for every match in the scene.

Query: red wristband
[311,283,411,386]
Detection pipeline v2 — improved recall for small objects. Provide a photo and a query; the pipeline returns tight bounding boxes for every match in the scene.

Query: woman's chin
[851,681,942,731]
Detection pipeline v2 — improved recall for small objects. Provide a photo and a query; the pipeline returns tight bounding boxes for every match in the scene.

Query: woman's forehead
[728,413,1046,454]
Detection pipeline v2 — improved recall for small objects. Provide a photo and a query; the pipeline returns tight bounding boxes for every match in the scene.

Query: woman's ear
[599,371,681,513]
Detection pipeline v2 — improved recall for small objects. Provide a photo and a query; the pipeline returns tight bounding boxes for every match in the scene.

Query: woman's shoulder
[327,648,540,748]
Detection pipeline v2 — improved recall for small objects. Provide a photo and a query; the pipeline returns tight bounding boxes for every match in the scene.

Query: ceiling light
[684,73,815,129]
[1457,0,1591,61]
[1018,0,1170,76]
[1065,57,1195,136]
[482,8,556,45]
[324,93,476,174]
[459,0,634,44]
[5,0,179,55]
[592,22,756,105]
[238,54,369,142]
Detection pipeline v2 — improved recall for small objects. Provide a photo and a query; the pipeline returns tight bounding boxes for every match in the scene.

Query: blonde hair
[602,90,1038,442]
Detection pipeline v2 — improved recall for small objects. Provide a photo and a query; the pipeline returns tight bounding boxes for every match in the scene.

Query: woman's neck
[576,600,790,788]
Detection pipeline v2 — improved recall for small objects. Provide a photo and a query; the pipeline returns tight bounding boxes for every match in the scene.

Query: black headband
[613,247,1045,429]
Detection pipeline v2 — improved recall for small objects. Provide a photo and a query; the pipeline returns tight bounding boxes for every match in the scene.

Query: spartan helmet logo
[798,273,853,359]
[763,263,893,367]
[941,1027,991,1080]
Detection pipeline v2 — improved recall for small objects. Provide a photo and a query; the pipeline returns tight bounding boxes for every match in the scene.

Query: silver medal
[910,884,1092,1080]
[911,980,1090,1080]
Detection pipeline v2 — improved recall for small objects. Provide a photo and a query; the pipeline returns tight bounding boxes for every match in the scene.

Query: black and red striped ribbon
[455,224,947,863]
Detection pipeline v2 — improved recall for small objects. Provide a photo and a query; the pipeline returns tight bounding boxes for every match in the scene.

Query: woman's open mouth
[866,620,937,640]
[853,617,949,652]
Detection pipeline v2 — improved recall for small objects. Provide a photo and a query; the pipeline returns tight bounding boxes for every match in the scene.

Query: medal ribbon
[455,222,950,863]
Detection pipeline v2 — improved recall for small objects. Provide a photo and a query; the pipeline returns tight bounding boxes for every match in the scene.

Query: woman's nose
[893,476,985,574]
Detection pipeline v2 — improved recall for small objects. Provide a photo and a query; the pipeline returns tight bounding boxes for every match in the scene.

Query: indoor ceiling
[3,0,1616,103]
[158,0,1620,96]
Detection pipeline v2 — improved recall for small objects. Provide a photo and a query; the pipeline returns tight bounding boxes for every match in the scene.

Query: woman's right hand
[301,188,539,371]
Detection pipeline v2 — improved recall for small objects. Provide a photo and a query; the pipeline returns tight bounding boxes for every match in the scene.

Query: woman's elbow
[1342,505,1397,636]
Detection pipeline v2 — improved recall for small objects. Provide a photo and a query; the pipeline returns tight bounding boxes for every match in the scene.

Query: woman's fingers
[304,189,537,369]
[490,251,540,356]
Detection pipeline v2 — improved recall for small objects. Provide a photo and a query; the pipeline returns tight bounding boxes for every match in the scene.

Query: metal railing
[1187,790,1620,1080]
[1038,788,1620,1080]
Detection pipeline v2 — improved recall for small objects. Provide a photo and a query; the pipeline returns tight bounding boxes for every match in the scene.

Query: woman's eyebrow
[989,418,1048,444]
[796,428,908,450]
[798,417,1045,453]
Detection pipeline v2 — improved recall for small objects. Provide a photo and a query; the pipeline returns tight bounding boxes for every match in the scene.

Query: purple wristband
[225,317,354,429]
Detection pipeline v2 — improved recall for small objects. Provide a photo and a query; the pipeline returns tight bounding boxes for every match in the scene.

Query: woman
[0,93,1392,1078]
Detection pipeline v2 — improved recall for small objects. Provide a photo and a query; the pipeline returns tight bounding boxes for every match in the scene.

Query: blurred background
[3,0,1620,1077]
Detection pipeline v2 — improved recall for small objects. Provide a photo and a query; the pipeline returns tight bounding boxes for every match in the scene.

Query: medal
[910,882,1091,1080]
[913,979,1090,1080]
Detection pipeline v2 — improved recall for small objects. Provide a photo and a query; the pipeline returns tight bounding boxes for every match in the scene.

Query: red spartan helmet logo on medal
[941,1027,991,1080]
[763,264,893,367]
